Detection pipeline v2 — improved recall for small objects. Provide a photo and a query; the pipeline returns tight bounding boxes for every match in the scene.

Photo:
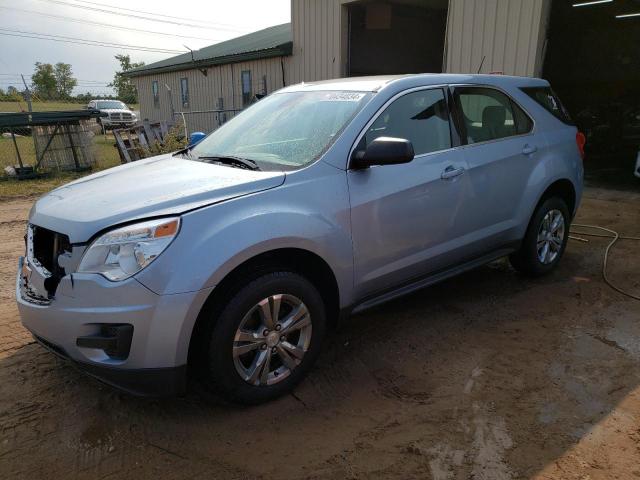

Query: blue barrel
[189,131,206,147]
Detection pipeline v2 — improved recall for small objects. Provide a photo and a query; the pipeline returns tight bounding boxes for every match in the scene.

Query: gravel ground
[1,187,640,480]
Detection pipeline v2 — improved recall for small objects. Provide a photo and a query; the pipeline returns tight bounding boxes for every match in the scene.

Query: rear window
[521,87,574,125]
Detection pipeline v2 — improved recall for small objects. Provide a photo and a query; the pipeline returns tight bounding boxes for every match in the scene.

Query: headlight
[77,217,180,281]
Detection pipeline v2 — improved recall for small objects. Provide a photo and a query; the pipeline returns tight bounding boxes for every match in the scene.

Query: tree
[32,62,57,99]
[110,54,144,104]
[54,62,77,99]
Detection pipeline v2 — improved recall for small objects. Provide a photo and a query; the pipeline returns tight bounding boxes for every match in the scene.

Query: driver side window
[360,89,452,156]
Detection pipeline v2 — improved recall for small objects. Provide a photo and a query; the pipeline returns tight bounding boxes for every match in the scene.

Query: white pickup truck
[88,99,137,129]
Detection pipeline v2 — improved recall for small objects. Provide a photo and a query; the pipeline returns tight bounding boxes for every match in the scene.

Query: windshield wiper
[197,155,260,171]
[173,146,196,159]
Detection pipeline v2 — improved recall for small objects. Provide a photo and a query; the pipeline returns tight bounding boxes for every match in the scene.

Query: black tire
[510,196,570,277]
[204,271,326,404]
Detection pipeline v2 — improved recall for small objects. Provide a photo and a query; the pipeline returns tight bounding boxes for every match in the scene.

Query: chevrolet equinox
[17,74,584,404]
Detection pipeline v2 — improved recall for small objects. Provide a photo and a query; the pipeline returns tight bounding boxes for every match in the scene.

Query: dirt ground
[1,187,640,480]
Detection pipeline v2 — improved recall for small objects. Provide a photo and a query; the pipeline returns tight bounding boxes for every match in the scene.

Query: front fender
[135,163,354,305]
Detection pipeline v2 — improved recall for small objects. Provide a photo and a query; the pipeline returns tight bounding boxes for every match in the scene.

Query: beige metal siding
[290,0,549,82]
[132,56,290,134]
[289,0,348,84]
[444,0,549,77]
[134,0,552,132]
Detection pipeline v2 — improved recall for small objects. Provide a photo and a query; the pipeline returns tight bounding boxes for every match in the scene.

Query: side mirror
[351,137,415,169]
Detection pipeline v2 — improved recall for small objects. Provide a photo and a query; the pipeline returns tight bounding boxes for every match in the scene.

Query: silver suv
[17,74,584,403]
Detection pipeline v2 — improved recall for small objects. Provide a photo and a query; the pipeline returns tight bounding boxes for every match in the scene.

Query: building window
[241,70,252,106]
[180,77,189,108]
[152,80,159,108]
[217,97,226,125]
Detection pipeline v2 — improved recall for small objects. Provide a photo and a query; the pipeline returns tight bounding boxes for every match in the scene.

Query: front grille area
[28,225,71,297]
[31,226,71,274]
[109,112,122,120]
[121,112,132,120]
[22,283,51,305]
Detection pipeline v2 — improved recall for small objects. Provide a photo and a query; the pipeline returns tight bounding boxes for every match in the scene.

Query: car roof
[279,73,549,93]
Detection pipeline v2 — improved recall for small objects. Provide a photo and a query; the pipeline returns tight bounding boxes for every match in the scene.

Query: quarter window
[360,89,451,156]
[455,87,532,144]
[180,77,189,108]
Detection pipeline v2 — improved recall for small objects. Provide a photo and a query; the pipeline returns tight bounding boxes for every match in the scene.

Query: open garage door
[346,0,448,76]
[543,0,640,187]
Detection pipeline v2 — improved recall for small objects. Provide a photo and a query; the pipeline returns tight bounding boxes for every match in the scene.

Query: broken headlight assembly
[77,217,180,281]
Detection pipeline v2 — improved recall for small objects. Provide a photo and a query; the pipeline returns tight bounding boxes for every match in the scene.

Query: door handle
[522,144,538,155]
[441,165,465,180]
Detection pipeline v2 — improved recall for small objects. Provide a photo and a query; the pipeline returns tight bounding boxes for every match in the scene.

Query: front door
[348,87,472,299]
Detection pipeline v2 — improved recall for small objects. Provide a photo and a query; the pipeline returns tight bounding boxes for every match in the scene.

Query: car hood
[29,154,286,242]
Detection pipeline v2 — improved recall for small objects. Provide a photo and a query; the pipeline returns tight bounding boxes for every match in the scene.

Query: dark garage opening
[347,0,448,77]
[543,0,640,188]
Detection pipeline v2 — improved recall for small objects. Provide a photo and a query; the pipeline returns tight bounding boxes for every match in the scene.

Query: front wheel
[510,197,570,276]
[204,271,326,404]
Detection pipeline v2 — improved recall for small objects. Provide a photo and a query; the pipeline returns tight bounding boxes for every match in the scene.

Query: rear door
[451,85,537,251]
[348,87,472,298]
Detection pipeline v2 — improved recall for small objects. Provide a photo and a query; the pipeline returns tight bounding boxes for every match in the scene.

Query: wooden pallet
[112,120,174,163]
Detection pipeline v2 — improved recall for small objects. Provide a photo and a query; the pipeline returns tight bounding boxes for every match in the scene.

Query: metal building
[128,0,553,132]
[127,23,293,133]
[289,0,549,81]
[128,0,640,172]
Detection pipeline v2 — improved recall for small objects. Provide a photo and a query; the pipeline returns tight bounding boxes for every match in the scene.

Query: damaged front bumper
[16,256,212,396]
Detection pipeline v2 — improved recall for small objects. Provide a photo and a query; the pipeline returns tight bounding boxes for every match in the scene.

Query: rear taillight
[576,131,586,160]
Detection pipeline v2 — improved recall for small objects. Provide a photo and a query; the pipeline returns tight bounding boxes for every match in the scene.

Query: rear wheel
[510,197,570,276]
[204,271,326,404]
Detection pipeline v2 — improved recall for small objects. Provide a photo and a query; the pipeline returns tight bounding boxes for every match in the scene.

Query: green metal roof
[125,23,292,77]
[0,110,103,128]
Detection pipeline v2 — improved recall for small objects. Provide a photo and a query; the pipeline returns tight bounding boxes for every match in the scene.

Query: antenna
[184,45,195,62]
[184,45,207,76]
[477,55,486,74]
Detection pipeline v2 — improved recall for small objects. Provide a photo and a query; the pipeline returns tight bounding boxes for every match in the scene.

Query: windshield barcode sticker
[322,93,366,102]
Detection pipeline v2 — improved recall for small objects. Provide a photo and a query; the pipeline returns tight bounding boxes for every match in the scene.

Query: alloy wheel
[537,209,565,264]
[232,294,312,386]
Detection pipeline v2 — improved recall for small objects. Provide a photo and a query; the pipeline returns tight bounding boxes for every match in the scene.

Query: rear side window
[361,88,452,156]
[455,87,533,144]
[521,87,574,125]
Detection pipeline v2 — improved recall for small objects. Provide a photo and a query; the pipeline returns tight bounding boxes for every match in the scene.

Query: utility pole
[20,74,33,113]
[21,73,40,170]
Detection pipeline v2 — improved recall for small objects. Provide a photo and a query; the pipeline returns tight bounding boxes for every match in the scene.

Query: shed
[126,23,293,134]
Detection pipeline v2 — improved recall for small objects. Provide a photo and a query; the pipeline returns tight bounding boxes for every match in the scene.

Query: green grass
[0,133,122,199]
[0,100,140,113]
[0,100,140,198]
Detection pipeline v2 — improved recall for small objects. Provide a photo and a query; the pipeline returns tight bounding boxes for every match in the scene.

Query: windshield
[96,101,127,110]
[190,90,372,171]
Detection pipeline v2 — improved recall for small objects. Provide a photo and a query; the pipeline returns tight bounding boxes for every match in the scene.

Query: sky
[0,0,291,96]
